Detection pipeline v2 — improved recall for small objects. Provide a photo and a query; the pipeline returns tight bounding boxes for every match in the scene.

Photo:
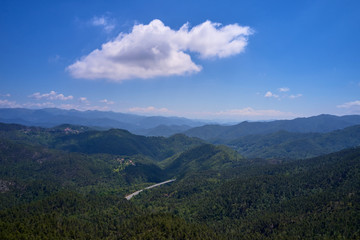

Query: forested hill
[51,129,204,161]
[228,124,360,159]
[0,122,204,161]
[0,121,360,239]
[165,144,243,177]
[1,136,359,238]
[0,122,241,208]
[132,146,360,239]
[184,114,360,141]
[0,122,244,187]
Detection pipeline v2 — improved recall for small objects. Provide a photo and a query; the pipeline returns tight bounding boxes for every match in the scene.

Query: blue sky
[1,0,359,121]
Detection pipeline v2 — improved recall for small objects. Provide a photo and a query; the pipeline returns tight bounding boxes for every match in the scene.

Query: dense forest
[1,122,359,239]
[226,124,360,159]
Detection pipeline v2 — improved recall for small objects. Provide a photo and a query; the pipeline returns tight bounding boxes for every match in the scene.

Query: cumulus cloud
[100,99,115,105]
[278,87,290,92]
[264,88,302,100]
[214,107,296,118]
[91,16,115,32]
[1,92,113,111]
[23,102,55,108]
[264,91,279,98]
[55,103,108,111]
[180,20,253,58]
[337,100,360,108]
[67,19,253,82]
[133,106,297,120]
[29,91,73,101]
[0,99,19,108]
[128,106,171,114]
[289,94,303,99]
[78,97,89,103]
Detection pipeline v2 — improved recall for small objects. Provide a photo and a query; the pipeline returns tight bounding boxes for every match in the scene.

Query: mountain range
[183,114,360,141]
[0,108,204,133]
[1,120,359,239]
[2,108,360,140]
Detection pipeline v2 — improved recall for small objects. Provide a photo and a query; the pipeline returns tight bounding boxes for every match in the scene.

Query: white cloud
[178,107,298,121]
[126,105,298,120]
[289,94,303,99]
[67,19,253,82]
[337,100,360,108]
[214,107,296,119]
[100,99,115,105]
[29,91,73,101]
[278,87,290,92]
[25,102,109,111]
[181,20,253,58]
[264,91,279,98]
[23,102,55,108]
[264,89,302,100]
[0,94,112,112]
[91,16,115,32]
[0,93,11,97]
[128,106,171,114]
[0,99,20,108]
[78,97,88,103]
[56,103,109,111]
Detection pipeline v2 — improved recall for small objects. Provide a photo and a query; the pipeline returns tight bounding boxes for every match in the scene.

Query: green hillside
[228,124,360,159]
[133,147,360,239]
[1,122,360,239]
[184,114,360,141]
[0,123,204,162]
[165,144,243,177]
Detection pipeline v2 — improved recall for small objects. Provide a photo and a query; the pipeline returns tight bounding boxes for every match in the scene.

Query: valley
[0,110,360,239]
[125,179,176,200]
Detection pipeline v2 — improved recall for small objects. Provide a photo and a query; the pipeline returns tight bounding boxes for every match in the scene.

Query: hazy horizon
[2,107,360,126]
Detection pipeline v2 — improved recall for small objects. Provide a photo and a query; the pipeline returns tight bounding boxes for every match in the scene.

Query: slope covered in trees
[0,122,238,207]
[227,124,360,159]
[184,114,360,141]
[133,147,360,239]
[0,123,204,162]
[1,122,360,239]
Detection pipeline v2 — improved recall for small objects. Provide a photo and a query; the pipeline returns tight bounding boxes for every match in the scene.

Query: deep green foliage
[184,114,360,141]
[165,144,243,177]
[52,130,204,162]
[0,123,204,161]
[1,190,220,239]
[135,147,360,239]
[228,125,360,159]
[1,122,360,239]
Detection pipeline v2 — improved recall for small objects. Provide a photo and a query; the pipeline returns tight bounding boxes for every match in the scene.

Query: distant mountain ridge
[0,108,204,133]
[1,109,360,140]
[184,114,360,141]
